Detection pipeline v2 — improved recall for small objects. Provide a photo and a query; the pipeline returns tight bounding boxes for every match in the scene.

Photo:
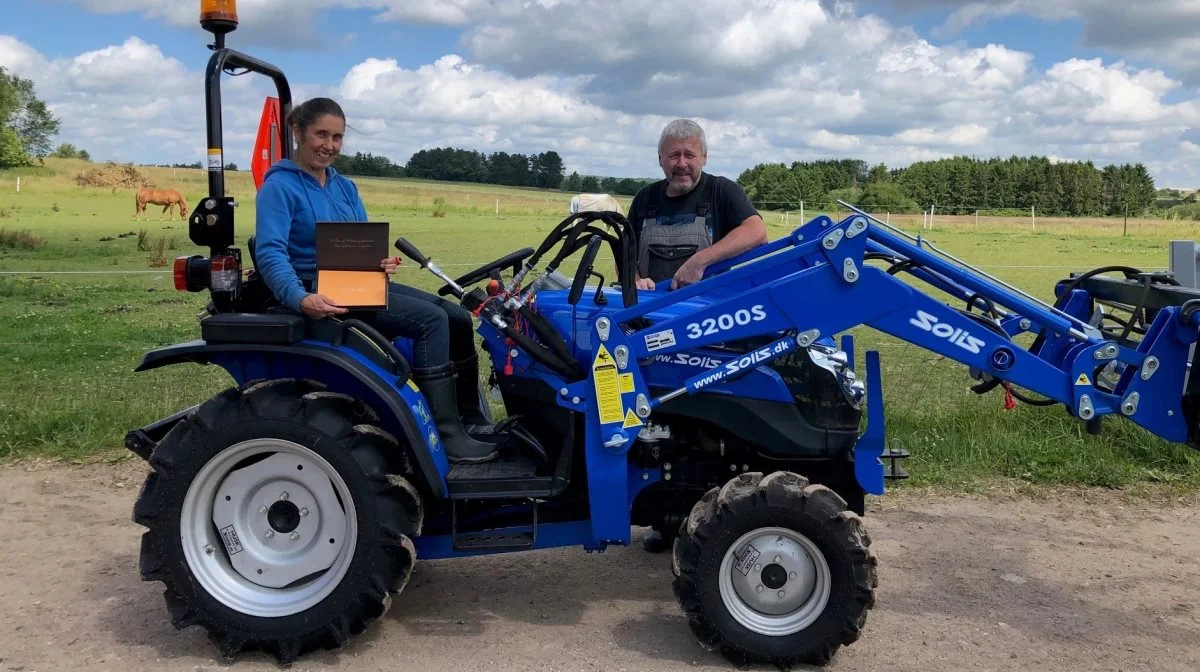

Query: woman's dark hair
[286,97,345,134]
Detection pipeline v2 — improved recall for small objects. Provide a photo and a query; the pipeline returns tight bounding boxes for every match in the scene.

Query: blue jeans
[346,282,476,370]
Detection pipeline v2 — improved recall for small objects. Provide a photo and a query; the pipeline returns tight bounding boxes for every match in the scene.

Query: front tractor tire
[672,471,877,668]
[133,379,424,664]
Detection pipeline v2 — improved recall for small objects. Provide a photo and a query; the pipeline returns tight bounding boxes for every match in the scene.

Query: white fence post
[1031,205,1036,231]
[15,176,19,193]
[495,198,499,215]
[800,201,804,223]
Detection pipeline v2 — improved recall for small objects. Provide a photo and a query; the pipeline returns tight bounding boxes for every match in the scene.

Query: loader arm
[570,208,1200,456]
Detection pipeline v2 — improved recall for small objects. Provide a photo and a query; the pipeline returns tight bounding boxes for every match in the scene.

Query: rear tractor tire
[671,471,877,668]
[133,378,424,664]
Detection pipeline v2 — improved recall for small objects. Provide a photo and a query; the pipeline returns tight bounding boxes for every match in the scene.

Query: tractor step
[447,438,573,499]
[451,499,537,552]
[882,446,910,479]
[451,530,536,552]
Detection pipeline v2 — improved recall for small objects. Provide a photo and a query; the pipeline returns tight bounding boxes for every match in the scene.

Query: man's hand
[380,256,401,276]
[670,255,709,290]
[300,293,348,319]
[635,277,656,291]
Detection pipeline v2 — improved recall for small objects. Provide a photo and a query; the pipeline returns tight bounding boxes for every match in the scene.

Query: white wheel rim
[718,526,832,636]
[180,438,359,618]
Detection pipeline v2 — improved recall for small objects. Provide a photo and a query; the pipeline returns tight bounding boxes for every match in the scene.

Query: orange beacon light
[200,0,238,33]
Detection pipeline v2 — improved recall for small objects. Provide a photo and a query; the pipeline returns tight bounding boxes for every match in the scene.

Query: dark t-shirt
[626,172,759,243]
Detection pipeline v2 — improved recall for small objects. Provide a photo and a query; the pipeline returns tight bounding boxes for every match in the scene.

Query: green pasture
[2,159,1200,493]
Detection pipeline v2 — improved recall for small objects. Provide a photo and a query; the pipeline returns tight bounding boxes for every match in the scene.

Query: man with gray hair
[627,118,767,291]
[628,120,767,554]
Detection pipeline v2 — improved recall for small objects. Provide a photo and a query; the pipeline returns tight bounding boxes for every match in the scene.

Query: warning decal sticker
[623,409,642,429]
[592,345,624,425]
[1075,373,1090,386]
[619,373,635,393]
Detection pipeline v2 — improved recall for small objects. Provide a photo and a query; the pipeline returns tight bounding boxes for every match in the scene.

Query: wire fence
[749,200,1168,233]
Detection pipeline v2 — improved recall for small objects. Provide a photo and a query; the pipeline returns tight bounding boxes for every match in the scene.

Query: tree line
[400,147,567,188]
[737,156,1159,217]
[332,147,656,195]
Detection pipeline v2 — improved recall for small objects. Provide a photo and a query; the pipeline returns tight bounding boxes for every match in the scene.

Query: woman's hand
[380,256,402,276]
[300,293,348,319]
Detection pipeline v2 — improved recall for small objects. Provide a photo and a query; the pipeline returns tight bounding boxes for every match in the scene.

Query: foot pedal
[882,446,910,479]
[451,499,537,552]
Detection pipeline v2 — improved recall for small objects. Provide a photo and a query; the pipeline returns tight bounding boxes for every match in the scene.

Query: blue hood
[253,159,369,312]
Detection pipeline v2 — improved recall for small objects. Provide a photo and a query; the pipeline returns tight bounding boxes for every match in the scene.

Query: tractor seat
[201,311,305,344]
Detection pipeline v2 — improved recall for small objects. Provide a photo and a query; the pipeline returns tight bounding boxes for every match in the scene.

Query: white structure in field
[569,193,623,214]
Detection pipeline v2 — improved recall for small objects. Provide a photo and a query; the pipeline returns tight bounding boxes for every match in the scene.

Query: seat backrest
[247,235,259,270]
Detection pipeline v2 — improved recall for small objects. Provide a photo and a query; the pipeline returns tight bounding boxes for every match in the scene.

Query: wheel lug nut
[754,564,761,572]
[756,585,764,593]
[299,508,309,518]
[265,530,274,538]
[204,545,214,555]
[777,590,786,598]
[789,571,797,580]
[258,506,267,515]
[280,491,289,501]
[289,532,299,541]
[774,556,782,564]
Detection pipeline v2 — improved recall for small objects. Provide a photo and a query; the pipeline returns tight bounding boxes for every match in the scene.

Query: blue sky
[4,0,1200,189]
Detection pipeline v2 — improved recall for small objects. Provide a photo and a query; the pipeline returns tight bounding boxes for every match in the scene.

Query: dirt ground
[0,460,1197,672]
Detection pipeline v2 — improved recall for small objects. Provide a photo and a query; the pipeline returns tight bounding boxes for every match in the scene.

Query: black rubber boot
[413,364,498,464]
[453,352,495,431]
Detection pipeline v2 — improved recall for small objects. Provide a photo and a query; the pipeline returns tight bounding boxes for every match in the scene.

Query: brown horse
[134,188,189,221]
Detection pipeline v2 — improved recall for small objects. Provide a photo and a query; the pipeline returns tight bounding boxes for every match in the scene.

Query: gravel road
[0,460,1197,672]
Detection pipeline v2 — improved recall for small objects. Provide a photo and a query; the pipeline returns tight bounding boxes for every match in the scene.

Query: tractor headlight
[807,344,866,410]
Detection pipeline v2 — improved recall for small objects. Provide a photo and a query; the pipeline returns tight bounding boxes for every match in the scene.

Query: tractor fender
[132,339,450,498]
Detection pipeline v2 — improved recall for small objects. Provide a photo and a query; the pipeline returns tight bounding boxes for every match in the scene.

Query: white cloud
[894,124,989,147]
[336,55,605,128]
[808,130,862,152]
[7,0,1200,190]
[1016,58,1178,125]
[902,0,1200,84]
[0,35,271,169]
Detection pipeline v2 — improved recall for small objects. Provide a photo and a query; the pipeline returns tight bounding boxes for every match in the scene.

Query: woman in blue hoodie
[255,97,497,464]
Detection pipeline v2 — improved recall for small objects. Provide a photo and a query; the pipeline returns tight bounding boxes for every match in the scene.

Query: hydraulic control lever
[394,237,468,300]
[394,237,580,380]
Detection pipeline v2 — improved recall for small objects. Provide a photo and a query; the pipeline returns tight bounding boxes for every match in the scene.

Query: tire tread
[132,379,424,664]
[671,470,877,668]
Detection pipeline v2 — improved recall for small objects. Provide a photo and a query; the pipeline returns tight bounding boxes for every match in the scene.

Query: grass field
[2,158,1200,493]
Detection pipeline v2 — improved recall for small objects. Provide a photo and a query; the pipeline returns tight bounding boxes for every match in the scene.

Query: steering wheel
[438,247,533,296]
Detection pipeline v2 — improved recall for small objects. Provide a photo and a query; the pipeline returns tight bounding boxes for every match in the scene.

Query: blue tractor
[125,4,1200,668]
